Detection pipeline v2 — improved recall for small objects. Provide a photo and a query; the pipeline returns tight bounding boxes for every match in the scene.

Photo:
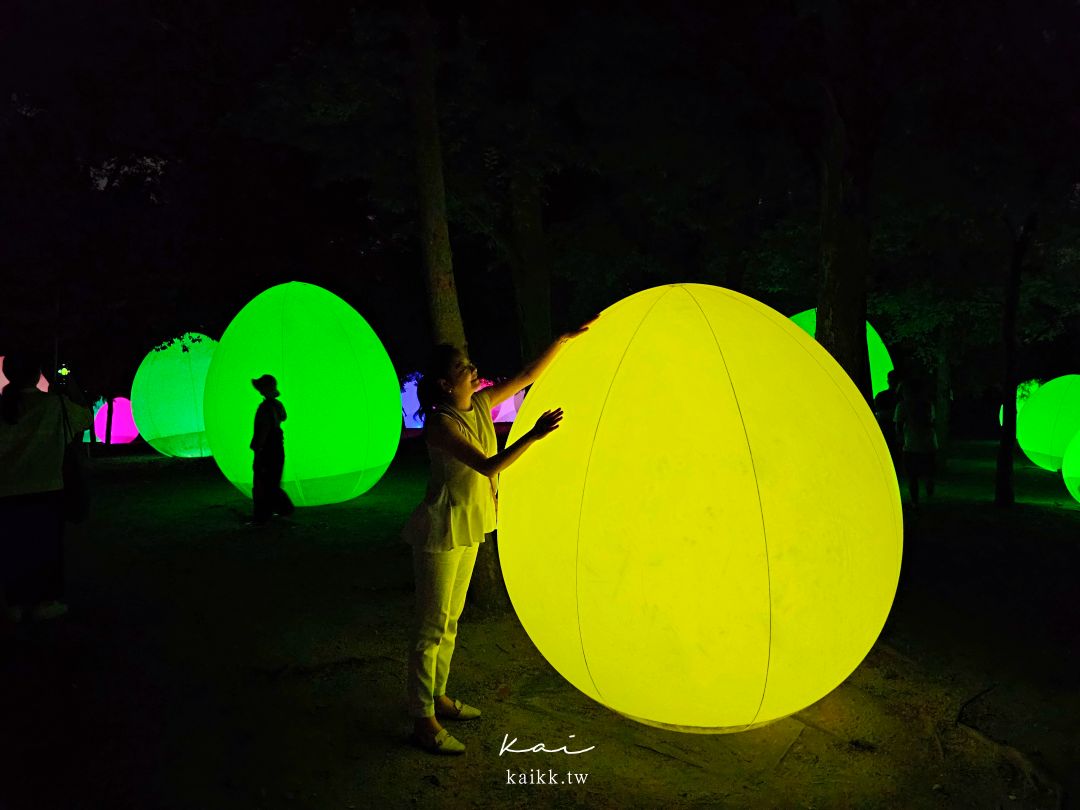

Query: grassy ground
[1,439,1077,809]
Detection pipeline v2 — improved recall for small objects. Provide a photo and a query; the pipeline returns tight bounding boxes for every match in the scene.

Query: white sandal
[436,698,482,721]
[412,727,466,755]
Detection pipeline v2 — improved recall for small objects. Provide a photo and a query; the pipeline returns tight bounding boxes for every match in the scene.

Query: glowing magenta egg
[478,379,526,423]
[94,397,139,444]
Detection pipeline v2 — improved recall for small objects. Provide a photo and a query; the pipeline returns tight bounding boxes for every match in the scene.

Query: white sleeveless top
[402,390,498,551]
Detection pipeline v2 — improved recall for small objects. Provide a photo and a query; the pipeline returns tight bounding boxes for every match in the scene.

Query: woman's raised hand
[530,408,564,439]
[559,314,599,344]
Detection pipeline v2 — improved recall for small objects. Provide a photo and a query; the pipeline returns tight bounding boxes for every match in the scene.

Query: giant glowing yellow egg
[499,284,903,733]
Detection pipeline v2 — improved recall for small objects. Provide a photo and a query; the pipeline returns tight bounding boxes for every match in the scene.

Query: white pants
[407,544,479,718]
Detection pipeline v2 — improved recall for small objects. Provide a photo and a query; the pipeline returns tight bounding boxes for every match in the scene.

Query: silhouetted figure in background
[894,377,937,511]
[873,370,902,464]
[0,354,91,628]
[250,374,293,525]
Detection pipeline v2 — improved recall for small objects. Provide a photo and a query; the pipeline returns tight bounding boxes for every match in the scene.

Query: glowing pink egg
[477,378,525,423]
[93,397,139,444]
[491,389,527,423]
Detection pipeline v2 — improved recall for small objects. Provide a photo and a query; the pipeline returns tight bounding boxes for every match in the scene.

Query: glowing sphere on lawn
[402,375,424,429]
[478,379,527,423]
[500,284,902,733]
[1060,432,1080,503]
[491,390,526,423]
[789,309,894,397]
[998,379,1041,427]
[94,397,139,444]
[131,333,217,458]
[1016,375,1080,471]
[203,282,400,505]
[0,356,49,392]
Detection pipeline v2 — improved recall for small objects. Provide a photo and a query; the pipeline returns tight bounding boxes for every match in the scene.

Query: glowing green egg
[998,379,1041,426]
[131,333,217,458]
[789,309,894,397]
[1016,375,1080,471]
[203,282,401,505]
[1060,431,1080,503]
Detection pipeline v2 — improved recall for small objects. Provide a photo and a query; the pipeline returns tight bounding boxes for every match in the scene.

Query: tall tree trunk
[105,396,114,445]
[407,4,508,614]
[508,170,552,365]
[996,212,1037,507]
[407,1,467,349]
[814,86,873,403]
[934,334,952,471]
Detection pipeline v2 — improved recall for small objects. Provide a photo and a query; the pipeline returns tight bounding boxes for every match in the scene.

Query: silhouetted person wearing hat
[894,377,937,512]
[873,370,902,465]
[250,374,294,525]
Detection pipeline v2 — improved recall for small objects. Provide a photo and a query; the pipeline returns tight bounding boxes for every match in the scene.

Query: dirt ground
[1,438,1078,810]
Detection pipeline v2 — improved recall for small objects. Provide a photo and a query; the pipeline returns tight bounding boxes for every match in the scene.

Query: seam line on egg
[721,287,905,719]
[574,285,675,706]
[682,284,773,729]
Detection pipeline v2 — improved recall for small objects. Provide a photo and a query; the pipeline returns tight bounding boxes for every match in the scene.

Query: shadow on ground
[1,440,1077,809]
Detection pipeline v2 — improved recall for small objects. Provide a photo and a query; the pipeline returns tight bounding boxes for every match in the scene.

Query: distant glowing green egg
[1060,431,1080,503]
[1016,375,1080,471]
[998,379,1042,426]
[131,333,217,458]
[203,282,401,505]
[789,309,894,397]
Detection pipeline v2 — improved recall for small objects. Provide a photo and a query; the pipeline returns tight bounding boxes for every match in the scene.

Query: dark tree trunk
[814,85,873,404]
[996,212,1037,507]
[407,4,506,612]
[508,170,552,365]
[104,397,114,446]
[407,1,467,350]
[467,532,512,617]
[472,171,548,612]
[934,336,952,471]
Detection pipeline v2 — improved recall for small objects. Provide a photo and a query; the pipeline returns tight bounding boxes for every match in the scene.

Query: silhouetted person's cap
[252,374,277,396]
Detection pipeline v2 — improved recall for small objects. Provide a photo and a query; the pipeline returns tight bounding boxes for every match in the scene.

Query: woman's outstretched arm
[484,317,596,407]
[426,409,563,477]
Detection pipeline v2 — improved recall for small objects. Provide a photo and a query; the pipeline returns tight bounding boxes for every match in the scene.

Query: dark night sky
[2,0,1079,435]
